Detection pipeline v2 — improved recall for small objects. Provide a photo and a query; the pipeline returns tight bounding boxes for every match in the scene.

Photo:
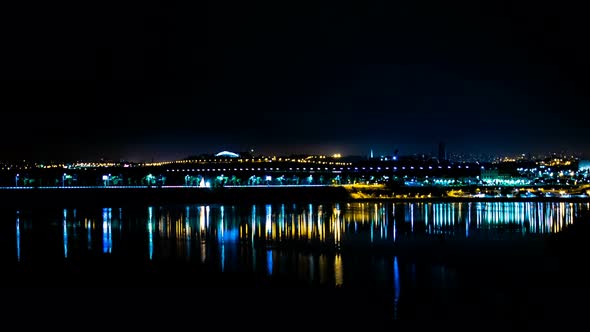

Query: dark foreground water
[2,201,590,327]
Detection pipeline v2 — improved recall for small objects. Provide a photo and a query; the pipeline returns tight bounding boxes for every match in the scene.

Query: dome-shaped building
[215,151,240,158]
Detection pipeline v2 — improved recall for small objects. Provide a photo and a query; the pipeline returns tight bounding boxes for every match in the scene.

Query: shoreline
[1,185,590,207]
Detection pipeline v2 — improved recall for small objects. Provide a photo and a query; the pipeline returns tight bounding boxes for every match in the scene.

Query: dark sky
[2,0,589,161]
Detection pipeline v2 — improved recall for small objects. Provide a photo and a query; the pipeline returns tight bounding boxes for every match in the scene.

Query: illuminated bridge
[0,156,485,188]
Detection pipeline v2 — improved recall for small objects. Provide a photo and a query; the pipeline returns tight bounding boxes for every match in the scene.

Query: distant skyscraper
[370,149,374,159]
[438,142,446,161]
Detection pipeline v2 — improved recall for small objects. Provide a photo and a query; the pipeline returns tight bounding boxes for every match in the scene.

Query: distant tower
[370,149,374,159]
[438,142,446,161]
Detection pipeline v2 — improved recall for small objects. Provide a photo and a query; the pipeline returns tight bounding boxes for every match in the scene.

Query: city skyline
[0,142,585,164]
[109,141,590,163]
[2,1,589,162]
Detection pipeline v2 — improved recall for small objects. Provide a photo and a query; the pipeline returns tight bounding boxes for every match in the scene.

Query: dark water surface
[2,201,590,327]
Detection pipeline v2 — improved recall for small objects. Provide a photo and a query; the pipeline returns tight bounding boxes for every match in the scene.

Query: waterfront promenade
[0,185,351,207]
[2,184,589,207]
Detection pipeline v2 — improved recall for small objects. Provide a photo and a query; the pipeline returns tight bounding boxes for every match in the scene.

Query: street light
[15,173,19,187]
[146,174,154,187]
[102,174,110,187]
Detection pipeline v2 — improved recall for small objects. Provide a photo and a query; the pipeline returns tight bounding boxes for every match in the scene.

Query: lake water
[2,201,590,326]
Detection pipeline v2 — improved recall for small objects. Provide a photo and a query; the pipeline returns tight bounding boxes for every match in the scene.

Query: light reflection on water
[8,201,590,290]
[11,202,588,262]
[16,211,20,262]
[14,202,588,256]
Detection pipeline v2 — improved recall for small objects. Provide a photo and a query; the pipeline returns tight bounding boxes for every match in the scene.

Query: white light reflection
[308,204,313,240]
[119,208,123,233]
[371,203,377,243]
[426,203,432,233]
[469,202,577,235]
[199,205,207,263]
[265,204,272,240]
[205,205,210,230]
[466,202,471,238]
[185,206,191,258]
[279,204,286,241]
[102,208,112,254]
[16,210,20,262]
[382,205,388,240]
[251,204,256,270]
[72,209,77,241]
[220,206,225,272]
[86,218,92,250]
[251,205,257,244]
[318,205,324,242]
[410,203,414,233]
[333,204,341,249]
[63,208,68,258]
[148,206,154,260]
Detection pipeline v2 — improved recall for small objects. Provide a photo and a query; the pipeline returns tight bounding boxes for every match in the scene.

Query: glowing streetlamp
[145,174,155,187]
[102,174,111,186]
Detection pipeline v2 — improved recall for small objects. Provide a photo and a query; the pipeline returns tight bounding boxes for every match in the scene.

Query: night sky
[2,0,589,161]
